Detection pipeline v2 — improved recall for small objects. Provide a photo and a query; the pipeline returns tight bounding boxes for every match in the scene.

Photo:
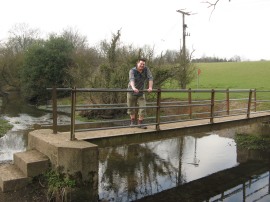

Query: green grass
[43,169,76,201]
[190,61,270,90]
[0,118,13,137]
[235,133,270,151]
[161,61,270,101]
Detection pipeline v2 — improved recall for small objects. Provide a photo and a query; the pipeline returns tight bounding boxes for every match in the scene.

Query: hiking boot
[130,119,136,127]
[137,120,147,129]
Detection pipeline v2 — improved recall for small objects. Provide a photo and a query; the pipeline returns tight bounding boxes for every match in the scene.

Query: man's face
[137,60,145,72]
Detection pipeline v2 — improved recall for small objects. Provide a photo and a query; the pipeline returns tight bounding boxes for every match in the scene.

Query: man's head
[136,58,146,72]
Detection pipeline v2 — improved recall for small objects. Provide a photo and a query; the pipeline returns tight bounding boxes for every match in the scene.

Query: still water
[98,134,236,201]
[97,129,270,202]
[1,93,269,201]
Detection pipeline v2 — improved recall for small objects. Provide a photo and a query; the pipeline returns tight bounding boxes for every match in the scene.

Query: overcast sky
[1,0,269,61]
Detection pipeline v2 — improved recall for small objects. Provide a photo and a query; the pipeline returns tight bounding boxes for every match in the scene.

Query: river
[0,92,269,201]
[0,92,70,162]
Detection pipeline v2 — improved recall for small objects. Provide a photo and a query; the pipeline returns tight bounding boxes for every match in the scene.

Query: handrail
[47,87,270,140]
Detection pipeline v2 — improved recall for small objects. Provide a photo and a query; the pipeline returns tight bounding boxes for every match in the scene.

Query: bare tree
[0,23,40,91]
[61,27,88,50]
[175,49,196,89]
[8,23,40,53]
[61,27,102,88]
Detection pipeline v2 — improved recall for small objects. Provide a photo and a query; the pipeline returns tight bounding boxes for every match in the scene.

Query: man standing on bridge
[127,58,153,129]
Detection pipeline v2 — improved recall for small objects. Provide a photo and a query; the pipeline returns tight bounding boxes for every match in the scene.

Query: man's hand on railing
[132,87,139,93]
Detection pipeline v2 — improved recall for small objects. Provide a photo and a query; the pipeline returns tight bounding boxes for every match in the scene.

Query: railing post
[247,89,252,118]
[188,88,192,119]
[210,89,215,124]
[52,86,57,134]
[226,88,230,115]
[70,87,76,140]
[155,89,161,131]
[254,88,257,112]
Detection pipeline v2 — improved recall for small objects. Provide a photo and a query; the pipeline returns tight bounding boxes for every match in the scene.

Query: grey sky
[1,0,269,61]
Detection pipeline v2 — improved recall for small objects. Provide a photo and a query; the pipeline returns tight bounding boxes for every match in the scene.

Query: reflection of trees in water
[177,136,186,186]
[1,92,46,117]
[99,142,180,201]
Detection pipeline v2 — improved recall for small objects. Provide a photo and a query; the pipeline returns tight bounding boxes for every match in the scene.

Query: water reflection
[0,92,45,117]
[209,171,270,202]
[98,133,240,201]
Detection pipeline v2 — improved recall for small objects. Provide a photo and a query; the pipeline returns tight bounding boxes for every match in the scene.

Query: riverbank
[235,133,270,151]
[0,118,13,137]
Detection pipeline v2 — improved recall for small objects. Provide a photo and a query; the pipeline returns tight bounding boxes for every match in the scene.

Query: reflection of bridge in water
[136,160,270,202]
[94,121,270,202]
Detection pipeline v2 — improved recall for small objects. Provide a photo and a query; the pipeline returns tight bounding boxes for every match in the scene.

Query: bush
[20,36,74,103]
[44,170,76,202]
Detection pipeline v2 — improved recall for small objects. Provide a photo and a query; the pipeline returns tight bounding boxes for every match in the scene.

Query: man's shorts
[127,93,146,116]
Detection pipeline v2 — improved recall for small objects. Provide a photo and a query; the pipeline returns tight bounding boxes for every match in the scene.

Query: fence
[47,87,270,140]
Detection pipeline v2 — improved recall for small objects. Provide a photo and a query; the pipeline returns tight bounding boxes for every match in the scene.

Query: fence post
[226,88,230,115]
[70,87,76,140]
[247,89,252,118]
[254,88,257,112]
[155,89,161,131]
[52,86,57,134]
[188,88,192,119]
[210,89,215,124]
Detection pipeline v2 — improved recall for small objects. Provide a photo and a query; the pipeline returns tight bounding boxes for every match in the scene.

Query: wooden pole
[70,87,76,140]
[188,88,192,119]
[226,88,230,115]
[247,89,252,118]
[52,86,57,134]
[210,89,215,124]
[155,89,161,131]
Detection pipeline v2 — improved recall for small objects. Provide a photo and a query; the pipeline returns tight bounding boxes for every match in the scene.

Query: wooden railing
[47,87,270,140]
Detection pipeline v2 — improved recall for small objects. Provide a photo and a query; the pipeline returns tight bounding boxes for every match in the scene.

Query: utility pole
[176,9,190,57]
[176,9,192,89]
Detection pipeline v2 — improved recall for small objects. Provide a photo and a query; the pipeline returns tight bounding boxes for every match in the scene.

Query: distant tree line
[0,23,196,105]
[192,55,241,63]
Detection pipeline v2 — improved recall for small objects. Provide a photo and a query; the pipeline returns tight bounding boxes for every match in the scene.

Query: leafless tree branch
[202,0,231,20]
[189,46,196,61]
[202,0,220,19]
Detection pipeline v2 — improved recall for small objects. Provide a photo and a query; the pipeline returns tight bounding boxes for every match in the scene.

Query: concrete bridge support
[27,129,99,199]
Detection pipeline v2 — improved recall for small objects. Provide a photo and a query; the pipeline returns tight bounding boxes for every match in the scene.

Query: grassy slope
[162,61,270,100]
[190,61,270,90]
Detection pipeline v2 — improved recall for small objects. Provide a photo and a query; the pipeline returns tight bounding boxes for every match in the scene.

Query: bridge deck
[71,112,270,141]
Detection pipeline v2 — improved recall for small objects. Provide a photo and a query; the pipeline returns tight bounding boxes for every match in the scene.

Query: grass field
[54,61,270,111]
[190,61,270,90]
[161,61,270,102]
